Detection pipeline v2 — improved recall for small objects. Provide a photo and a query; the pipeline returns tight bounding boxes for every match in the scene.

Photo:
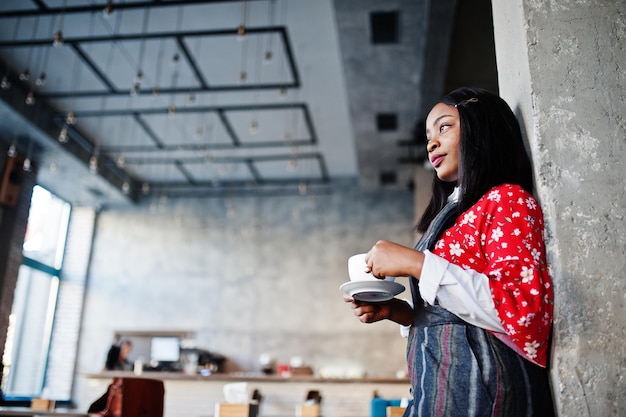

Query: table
[81,372,412,417]
[0,407,89,417]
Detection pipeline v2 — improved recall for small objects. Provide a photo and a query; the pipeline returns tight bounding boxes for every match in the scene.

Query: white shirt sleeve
[417,250,506,333]
[399,298,413,338]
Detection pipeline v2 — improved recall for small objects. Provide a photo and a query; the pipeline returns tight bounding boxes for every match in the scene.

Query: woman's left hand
[343,294,394,323]
[364,240,425,279]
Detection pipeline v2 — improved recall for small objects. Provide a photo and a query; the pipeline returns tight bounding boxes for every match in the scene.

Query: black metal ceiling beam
[123,152,325,165]
[0,27,300,97]
[133,113,166,149]
[0,0,268,18]
[246,159,262,182]
[70,43,118,92]
[70,103,316,154]
[42,83,294,98]
[175,36,209,89]
[175,160,196,184]
[217,108,240,147]
[67,102,308,117]
[145,180,332,199]
[125,152,330,190]
[150,176,329,190]
[0,27,282,45]
[100,139,314,154]
[67,102,316,153]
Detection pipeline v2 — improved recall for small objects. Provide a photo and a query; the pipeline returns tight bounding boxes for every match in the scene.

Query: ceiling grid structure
[0,0,496,207]
[0,0,359,206]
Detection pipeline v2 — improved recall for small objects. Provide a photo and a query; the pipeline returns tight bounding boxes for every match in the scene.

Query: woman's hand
[364,240,425,279]
[343,295,414,326]
[343,295,392,323]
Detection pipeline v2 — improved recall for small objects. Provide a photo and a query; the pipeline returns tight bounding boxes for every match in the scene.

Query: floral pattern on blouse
[432,183,554,367]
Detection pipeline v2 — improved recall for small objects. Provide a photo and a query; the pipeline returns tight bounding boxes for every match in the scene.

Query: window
[379,171,397,185]
[1,186,70,400]
[370,11,400,44]
[376,113,398,131]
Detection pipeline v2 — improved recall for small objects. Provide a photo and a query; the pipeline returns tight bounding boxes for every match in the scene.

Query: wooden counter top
[80,372,411,417]
[83,371,409,384]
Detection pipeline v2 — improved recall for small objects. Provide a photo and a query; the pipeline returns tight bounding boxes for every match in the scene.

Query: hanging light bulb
[23,158,32,172]
[49,161,58,172]
[1,76,10,89]
[287,158,297,171]
[171,52,180,66]
[65,111,76,125]
[239,71,247,84]
[167,105,176,117]
[53,30,64,47]
[152,87,160,97]
[25,91,35,105]
[103,0,114,18]
[122,181,130,194]
[141,182,150,194]
[58,127,69,143]
[264,50,273,62]
[249,120,259,135]
[7,144,16,157]
[237,25,246,41]
[19,69,30,81]
[134,70,143,84]
[116,154,126,167]
[89,155,99,173]
[130,82,140,96]
[35,72,46,86]
[298,181,308,195]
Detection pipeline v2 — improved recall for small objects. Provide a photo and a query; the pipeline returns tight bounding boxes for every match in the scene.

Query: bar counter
[80,372,411,417]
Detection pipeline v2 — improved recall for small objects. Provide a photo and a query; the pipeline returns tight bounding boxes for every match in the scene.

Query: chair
[87,377,165,417]
[370,397,403,417]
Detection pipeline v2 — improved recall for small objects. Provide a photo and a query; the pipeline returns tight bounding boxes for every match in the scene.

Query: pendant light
[53,0,67,47]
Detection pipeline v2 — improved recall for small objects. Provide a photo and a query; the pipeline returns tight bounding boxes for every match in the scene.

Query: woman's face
[425,102,461,182]
[120,342,132,360]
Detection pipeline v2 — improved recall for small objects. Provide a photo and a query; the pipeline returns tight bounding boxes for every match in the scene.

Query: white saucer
[340,280,405,302]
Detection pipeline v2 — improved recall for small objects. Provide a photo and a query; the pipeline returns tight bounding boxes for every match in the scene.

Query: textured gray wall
[334,0,428,190]
[77,183,416,381]
[493,1,626,415]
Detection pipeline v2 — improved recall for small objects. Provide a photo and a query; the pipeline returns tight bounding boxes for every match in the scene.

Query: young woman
[105,339,133,371]
[345,88,554,416]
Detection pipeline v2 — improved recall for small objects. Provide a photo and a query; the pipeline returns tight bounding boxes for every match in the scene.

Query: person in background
[104,338,133,371]
[344,87,554,416]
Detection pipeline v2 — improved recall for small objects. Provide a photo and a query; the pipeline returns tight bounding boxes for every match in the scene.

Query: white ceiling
[0,0,359,206]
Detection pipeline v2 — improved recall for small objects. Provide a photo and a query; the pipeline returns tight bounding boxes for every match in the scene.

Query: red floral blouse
[431,183,554,367]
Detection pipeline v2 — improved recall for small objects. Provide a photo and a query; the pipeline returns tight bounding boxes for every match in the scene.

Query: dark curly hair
[417,87,534,233]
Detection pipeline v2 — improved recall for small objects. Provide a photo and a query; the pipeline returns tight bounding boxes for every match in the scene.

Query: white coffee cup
[348,253,395,282]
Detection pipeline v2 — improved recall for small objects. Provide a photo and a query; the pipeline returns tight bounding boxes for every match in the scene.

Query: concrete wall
[334,0,428,191]
[76,183,416,385]
[492,1,626,415]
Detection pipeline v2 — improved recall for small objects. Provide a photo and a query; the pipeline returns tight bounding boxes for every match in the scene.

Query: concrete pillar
[492,1,626,415]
